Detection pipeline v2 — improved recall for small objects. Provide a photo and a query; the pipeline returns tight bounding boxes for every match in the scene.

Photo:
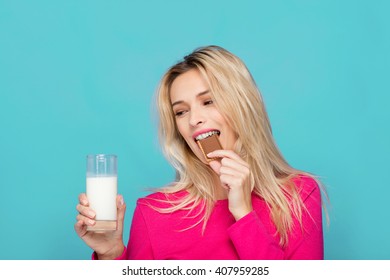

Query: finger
[74,220,83,236]
[76,204,96,219]
[219,165,239,177]
[219,162,251,184]
[76,213,96,227]
[79,193,89,206]
[116,195,126,232]
[207,150,247,165]
[209,160,221,175]
[220,174,242,188]
[220,157,249,170]
[220,172,252,191]
[74,220,88,237]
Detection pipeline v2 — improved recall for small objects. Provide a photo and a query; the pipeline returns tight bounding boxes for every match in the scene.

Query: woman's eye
[204,100,213,105]
[175,110,185,117]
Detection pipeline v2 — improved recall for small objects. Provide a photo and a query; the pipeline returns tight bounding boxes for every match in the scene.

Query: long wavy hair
[154,45,326,247]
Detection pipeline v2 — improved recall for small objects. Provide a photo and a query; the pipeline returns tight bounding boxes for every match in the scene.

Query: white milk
[86,176,117,221]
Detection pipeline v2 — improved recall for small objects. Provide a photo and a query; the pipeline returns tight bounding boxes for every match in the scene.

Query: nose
[189,106,205,127]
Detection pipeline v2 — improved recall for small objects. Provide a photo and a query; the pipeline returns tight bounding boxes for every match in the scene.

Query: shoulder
[136,189,189,208]
[291,174,321,202]
[132,190,190,224]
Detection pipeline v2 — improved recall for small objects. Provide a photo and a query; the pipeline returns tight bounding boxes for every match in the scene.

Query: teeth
[195,130,219,141]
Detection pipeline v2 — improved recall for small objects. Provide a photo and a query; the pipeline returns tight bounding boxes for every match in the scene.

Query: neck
[214,189,228,200]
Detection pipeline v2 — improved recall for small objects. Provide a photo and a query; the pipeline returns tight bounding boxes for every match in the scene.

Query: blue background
[0,0,389,260]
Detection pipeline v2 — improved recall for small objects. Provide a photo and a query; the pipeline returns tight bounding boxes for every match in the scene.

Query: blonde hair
[154,45,326,247]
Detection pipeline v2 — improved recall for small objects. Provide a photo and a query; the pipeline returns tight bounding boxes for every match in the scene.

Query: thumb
[209,160,221,175]
[116,194,126,232]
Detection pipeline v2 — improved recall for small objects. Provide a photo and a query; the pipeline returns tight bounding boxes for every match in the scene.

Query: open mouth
[195,130,220,141]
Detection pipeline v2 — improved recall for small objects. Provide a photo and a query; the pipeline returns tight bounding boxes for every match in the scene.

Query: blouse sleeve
[284,181,324,259]
[227,177,324,260]
[227,211,285,259]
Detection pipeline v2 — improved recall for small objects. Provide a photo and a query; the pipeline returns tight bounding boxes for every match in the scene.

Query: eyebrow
[171,90,210,107]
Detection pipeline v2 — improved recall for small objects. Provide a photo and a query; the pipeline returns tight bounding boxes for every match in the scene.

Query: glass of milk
[86,154,117,231]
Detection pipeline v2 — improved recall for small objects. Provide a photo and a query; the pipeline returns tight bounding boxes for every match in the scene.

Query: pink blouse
[114,175,324,260]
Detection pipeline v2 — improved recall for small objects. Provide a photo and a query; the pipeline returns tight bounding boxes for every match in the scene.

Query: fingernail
[88,219,95,225]
[81,199,88,205]
[88,211,95,218]
[120,196,124,206]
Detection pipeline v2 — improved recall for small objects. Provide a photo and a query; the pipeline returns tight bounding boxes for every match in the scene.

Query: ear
[209,160,221,175]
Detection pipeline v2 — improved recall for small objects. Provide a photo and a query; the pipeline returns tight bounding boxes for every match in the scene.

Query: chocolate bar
[196,134,222,162]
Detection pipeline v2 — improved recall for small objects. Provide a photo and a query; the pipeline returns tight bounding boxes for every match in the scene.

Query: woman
[75,45,327,260]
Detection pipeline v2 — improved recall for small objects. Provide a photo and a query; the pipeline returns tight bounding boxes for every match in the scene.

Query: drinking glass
[86,154,117,231]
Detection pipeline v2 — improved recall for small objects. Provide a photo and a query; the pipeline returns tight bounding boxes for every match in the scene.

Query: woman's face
[170,69,237,164]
